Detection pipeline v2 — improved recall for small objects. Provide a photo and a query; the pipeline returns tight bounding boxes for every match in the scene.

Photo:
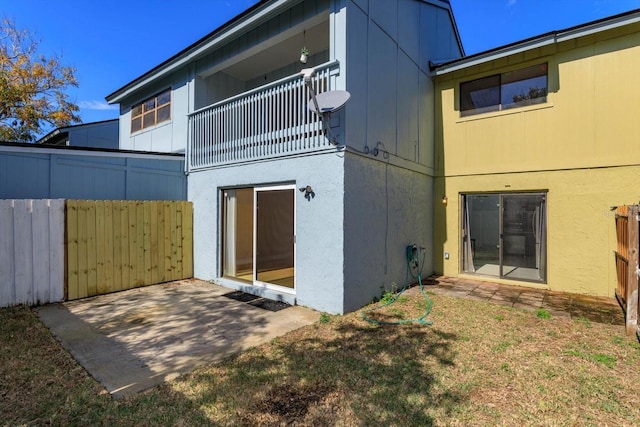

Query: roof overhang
[433,8,640,76]
[106,0,302,104]
[0,141,185,160]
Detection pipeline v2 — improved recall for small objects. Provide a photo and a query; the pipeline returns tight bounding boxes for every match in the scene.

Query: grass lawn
[2,291,640,426]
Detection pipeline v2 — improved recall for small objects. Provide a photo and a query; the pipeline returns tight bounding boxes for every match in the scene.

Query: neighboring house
[0,142,186,200]
[432,10,640,298]
[106,0,463,314]
[37,119,119,150]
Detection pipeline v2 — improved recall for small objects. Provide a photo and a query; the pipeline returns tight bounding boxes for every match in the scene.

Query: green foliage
[536,309,551,319]
[563,349,616,369]
[319,313,331,324]
[380,290,396,304]
[0,19,80,142]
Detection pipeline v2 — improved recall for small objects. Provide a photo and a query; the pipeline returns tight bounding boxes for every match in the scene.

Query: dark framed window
[461,192,546,283]
[131,88,171,133]
[460,64,548,117]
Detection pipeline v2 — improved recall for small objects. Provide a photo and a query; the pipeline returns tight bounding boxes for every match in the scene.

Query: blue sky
[1,0,639,130]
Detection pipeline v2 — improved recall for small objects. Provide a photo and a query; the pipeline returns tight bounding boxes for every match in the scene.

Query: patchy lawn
[2,291,640,426]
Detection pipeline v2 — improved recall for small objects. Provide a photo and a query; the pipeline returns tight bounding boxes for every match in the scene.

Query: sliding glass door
[462,192,546,282]
[255,188,295,288]
[222,185,295,291]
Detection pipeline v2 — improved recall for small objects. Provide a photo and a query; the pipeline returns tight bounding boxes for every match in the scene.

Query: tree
[0,19,80,142]
[512,86,547,106]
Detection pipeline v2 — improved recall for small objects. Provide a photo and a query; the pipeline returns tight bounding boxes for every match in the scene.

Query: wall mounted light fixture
[299,185,315,201]
[442,196,448,206]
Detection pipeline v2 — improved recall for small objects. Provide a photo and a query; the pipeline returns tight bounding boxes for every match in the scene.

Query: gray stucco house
[106,0,463,314]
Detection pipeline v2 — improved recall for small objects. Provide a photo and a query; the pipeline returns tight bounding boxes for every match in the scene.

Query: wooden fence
[0,199,65,307]
[614,205,639,337]
[65,200,193,300]
[1,199,193,307]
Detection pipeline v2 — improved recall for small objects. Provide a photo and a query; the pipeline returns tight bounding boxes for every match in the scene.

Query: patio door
[462,192,546,282]
[222,185,295,291]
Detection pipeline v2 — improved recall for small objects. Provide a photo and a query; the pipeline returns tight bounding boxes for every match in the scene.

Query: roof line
[433,8,640,75]
[0,140,184,158]
[36,119,119,145]
[105,0,287,104]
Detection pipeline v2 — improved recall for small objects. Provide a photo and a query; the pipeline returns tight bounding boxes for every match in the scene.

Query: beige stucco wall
[434,22,640,297]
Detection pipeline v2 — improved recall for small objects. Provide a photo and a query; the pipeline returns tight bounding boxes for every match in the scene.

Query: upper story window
[131,89,171,133]
[460,63,548,117]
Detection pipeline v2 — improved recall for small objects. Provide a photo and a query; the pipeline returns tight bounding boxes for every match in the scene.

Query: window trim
[459,63,548,118]
[459,191,547,284]
[130,88,172,133]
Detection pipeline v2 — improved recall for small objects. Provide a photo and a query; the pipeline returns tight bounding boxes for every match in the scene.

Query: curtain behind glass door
[222,188,253,281]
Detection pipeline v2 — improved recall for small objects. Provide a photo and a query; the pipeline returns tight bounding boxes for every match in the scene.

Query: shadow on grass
[184,318,463,426]
[0,305,218,426]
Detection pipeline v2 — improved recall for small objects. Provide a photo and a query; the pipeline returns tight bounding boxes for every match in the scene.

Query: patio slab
[35,279,319,398]
[421,276,624,325]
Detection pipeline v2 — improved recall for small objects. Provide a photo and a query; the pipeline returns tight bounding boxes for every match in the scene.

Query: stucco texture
[344,153,433,312]
[434,166,640,297]
[188,152,346,314]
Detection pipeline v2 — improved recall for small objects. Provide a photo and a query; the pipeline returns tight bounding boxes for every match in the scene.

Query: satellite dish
[308,90,351,115]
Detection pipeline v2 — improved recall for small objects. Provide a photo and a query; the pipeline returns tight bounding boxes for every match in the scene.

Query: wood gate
[65,200,193,300]
[614,205,639,337]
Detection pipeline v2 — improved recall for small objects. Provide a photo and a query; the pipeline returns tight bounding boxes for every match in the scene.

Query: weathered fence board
[0,199,65,307]
[614,205,640,336]
[65,200,193,300]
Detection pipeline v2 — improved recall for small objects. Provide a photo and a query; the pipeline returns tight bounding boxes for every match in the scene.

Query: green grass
[318,313,331,324]
[536,308,551,319]
[563,349,617,368]
[2,292,639,426]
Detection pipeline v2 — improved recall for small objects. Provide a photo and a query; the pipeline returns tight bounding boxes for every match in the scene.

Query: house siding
[434,22,640,298]
[343,154,433,312]
[111,0,462,314]
[339,0,460,310]
[188,152,345,314]
[118,69,190,153]
[0,145,186,201]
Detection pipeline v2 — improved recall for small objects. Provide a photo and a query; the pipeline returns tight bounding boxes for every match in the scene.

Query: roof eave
[105,0,299,105]
[434,8,640,76]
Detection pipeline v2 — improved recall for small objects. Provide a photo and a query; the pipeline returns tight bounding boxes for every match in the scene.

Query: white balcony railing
[188,61,340,170]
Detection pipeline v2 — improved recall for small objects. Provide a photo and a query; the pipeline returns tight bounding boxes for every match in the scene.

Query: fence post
[626,205,639,336]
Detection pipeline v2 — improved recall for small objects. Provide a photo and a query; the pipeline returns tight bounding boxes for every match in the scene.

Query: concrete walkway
[419,276,624,325]
[35,279,319,398]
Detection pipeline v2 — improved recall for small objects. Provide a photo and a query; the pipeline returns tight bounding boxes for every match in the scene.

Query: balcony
[188,61,339,170]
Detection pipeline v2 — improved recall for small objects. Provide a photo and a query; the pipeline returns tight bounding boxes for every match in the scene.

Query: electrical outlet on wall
[444,252,449,260]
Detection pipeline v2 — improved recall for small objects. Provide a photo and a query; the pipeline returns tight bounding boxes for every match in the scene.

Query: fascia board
[433,35,556,76]
[434,10,640,76]
[0,144,185,161]
[555,12,640,42]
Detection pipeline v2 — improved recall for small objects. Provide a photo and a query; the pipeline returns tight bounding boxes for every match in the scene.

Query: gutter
[432,8,640,75]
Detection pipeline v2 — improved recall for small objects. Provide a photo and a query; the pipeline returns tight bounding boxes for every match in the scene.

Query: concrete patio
[419,276,624,325]
[35,279,319,398]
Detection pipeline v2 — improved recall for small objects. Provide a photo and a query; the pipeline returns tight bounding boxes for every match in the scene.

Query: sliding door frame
[253,184,296,293]
[220,183,297,295]
[460,191,547,283]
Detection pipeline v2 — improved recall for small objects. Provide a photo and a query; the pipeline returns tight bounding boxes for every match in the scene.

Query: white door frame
[252,184,296,294]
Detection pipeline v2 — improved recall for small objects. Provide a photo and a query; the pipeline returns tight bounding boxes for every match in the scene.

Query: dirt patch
[241,382,334,426]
